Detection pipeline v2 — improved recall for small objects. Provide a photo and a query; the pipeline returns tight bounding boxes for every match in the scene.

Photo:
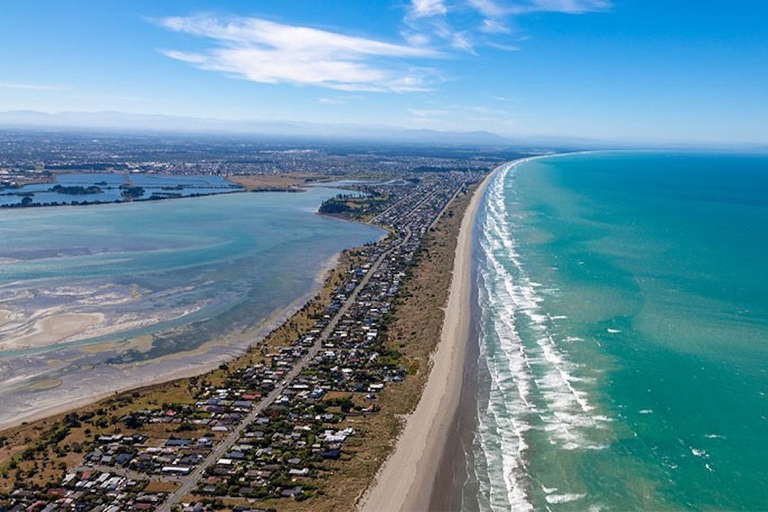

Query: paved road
[430,182,465,230]
[370,189,417,224]
[158,226,414,510]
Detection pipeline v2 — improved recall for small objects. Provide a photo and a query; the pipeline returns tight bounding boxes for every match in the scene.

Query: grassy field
[227,174,316,191]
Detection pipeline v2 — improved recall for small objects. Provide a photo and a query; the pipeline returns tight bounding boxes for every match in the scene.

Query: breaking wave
[470,160,610,511]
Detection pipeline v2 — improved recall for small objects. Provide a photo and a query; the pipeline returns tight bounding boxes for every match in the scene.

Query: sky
[1,0,767,144]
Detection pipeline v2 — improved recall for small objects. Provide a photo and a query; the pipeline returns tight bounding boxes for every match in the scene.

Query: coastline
[2,169,488,507]
[0,251,344,432]
[360,165,499,511]
[430,224,484,512]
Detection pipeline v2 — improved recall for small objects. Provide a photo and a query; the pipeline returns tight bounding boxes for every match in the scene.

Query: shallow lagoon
[0,187,384,427]
[0,173,241,206]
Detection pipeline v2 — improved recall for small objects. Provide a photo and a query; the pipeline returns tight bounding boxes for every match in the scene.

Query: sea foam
[471,160,608,511]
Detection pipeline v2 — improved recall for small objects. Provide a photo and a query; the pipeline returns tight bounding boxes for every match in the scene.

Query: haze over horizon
[2,0,767,145]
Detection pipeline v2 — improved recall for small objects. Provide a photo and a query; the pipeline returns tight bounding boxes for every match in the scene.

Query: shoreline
[360,165,500,511]
[0,180,387,432]
[431,218,485,512]
[0,250,345,432]
[0,171,325,210]
[1,169,487,507]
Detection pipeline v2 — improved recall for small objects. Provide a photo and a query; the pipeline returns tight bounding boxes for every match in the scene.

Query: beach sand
[360,169,496,511]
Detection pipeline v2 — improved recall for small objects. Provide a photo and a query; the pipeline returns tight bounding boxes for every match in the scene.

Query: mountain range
[1,110,762,152]
[0,110,517,146]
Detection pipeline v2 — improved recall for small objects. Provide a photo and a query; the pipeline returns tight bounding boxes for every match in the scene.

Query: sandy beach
[360,168,497,511]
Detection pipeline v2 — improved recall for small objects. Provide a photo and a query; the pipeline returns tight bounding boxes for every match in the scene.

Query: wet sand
[360,169,497,511]
[0,253,341,431]
[0,311,104,350]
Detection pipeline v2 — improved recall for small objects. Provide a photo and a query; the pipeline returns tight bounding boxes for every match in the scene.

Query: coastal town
[3,0,765,508]
[0,130,516,207]
[0,130,514,181]
[0,132,493,511]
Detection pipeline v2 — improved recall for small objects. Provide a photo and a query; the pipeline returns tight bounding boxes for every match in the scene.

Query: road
[158,226,413,510]
[430,182,465,230]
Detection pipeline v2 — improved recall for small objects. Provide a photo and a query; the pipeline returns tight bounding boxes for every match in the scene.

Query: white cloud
[158,3,609,94]
[407,103,516,130]
[469,0,509,18]
[449,31,475,52]
[469,0,610,15]
[528,0,611,14]
[403,32,433,47]
[486,41,520,51]
[470,105,509,115]
[404,0,610,51]
[160,16,440,92]
[480,18,511,34]
[0,82,62,91]
[410,0,448,18]
[405,0,477,53]
[408,108,451,124]
[409,108,450,116]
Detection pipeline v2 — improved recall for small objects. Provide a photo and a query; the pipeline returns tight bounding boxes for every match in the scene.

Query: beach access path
[359,166,498,511]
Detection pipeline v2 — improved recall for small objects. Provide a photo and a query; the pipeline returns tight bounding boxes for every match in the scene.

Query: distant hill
[3,110,757,152]
[0,110,512,147]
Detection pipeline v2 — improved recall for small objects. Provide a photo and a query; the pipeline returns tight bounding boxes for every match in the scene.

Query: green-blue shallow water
[0,188,383,425]
[469,152,768,510]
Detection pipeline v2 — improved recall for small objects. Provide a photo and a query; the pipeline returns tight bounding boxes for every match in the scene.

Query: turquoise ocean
[467,152,768,510]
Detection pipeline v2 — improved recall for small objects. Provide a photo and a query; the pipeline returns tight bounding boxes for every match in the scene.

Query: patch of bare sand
[0,312,104,350]
[28,378,63,391]
[80,334,155,355]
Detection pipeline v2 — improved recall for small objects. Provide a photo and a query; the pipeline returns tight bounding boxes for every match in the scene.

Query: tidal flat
[0,188,384,428]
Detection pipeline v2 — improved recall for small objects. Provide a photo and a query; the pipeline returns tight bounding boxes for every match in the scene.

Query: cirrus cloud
[0,82,63,91]
[160,15,441,93]
[410,0,448,18]
[405,0,611,52]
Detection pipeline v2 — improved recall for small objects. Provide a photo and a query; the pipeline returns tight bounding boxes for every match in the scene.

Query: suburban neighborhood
[0,166,487,511]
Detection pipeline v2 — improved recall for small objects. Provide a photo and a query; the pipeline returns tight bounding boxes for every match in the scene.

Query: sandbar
[0,253,343,431]
[0,311,104,350]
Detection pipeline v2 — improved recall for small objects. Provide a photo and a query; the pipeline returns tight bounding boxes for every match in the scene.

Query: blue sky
[1,0,767,144]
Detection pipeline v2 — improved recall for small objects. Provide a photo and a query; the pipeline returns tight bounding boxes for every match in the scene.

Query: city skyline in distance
[2,0,767,145]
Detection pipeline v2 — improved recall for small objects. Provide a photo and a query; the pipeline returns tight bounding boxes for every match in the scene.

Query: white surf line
[473,155,616,510]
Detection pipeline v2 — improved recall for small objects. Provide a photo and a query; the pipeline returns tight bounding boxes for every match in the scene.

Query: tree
[124,414,144,429]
